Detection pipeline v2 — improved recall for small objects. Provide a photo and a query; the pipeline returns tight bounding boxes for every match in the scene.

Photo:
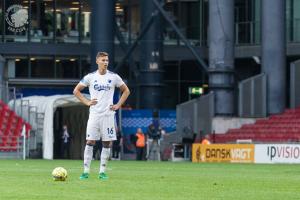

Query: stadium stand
[0,99,31,153]
[211,107,300,144]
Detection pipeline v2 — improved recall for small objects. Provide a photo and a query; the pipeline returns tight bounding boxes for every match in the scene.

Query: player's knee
[102,141,111,148]
[86,140,96,146]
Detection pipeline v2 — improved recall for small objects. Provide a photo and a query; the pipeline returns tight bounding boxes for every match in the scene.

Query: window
[30,0,54,43]
[56,0,80,43]
[30,56,55,78]
[14,56,29,78]
[55,56,80,78]
[0,0,3,40]
[80,56,90,77]
[81,0,90,43]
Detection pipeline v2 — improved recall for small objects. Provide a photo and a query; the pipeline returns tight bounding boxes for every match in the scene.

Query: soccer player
[73,52,130,180]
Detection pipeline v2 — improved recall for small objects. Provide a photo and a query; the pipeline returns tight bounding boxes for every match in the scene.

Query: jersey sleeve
[80,73,91,86]
[115,74,125,87]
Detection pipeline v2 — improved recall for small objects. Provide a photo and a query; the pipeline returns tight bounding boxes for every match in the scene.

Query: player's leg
[99,115,116,180]
[92,142,97,160]
[111,143,116,159]
[80,115,100,180]
[146,139,153,160]
[79,140,95,179]
[116,145,121,159]
[136,147,142,160]
[142,147,146,160]
[99,141,111,179]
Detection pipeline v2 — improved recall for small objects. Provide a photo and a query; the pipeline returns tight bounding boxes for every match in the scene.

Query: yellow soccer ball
[52,167,68,181]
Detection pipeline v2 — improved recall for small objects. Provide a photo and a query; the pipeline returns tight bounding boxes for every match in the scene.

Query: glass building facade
[1,0,300,108]
[1,0,300,45]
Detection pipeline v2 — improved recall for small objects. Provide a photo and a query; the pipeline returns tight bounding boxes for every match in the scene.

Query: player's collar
[98,69,108,75]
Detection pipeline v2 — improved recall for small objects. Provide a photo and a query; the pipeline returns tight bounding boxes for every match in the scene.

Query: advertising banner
[255,144,300,164]
[159,110,176,132]
[192,144,255,163]
[121,109,176,154]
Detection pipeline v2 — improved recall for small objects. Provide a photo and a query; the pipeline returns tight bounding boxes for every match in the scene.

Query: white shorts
[86,114,116,141]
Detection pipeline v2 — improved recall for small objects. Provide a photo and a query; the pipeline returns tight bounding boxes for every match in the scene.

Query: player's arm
[73,83,97,106]
[111,84,130,111]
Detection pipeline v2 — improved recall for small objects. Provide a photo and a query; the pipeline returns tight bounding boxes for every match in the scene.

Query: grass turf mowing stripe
[0,160,300,200]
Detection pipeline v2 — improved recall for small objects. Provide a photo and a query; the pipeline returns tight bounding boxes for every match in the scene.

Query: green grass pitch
[0,159,300,200]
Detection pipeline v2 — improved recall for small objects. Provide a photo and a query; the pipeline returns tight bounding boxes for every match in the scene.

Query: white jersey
[79,70,125,116]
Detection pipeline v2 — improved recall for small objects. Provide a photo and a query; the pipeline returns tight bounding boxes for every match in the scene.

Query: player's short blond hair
[96,52,109,59]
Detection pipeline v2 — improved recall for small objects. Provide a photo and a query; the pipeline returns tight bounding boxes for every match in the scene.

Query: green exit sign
[189,87,203,95]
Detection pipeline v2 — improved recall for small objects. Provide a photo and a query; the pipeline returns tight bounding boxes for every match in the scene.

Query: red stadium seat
[0,101,30,152]
[210,107,300,143]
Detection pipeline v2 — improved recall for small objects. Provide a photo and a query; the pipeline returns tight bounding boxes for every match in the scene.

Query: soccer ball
[52,167,68,181]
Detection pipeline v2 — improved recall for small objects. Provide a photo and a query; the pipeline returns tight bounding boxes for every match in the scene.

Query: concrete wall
[211,117,258,134]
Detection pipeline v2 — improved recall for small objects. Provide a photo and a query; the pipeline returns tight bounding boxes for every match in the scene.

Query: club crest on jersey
[94,84,111,91]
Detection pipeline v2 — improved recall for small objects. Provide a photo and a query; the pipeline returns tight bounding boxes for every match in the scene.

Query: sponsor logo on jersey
[94,84,111,91]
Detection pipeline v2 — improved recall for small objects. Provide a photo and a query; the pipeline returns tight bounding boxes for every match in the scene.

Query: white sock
[100,148,110,174]
[83,144,93,173]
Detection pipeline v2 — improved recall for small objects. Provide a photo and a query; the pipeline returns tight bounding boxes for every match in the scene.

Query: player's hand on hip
[110,104,121,111]
[88,98,98,106]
